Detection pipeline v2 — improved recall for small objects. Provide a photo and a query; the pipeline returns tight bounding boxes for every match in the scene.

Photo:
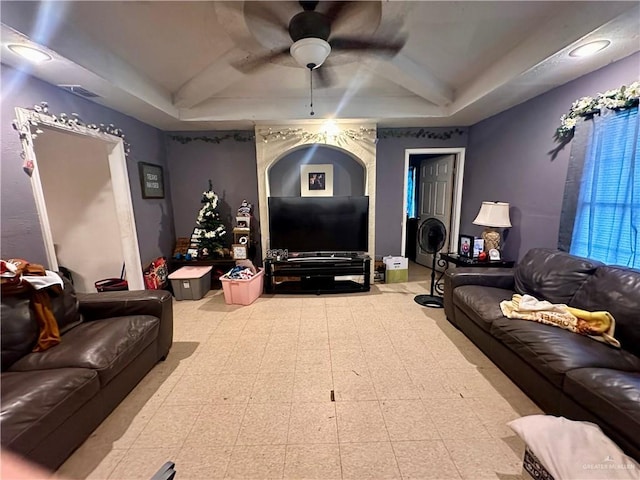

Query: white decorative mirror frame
[13,107,145,290]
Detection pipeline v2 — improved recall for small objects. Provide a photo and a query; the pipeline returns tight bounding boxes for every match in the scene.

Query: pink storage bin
[220,268,264,305]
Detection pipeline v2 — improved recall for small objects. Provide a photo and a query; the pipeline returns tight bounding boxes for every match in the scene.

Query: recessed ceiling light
[569,40,611,58]
[8,44,52,63]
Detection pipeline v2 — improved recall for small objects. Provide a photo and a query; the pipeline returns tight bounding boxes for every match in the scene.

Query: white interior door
[415,155,454,268]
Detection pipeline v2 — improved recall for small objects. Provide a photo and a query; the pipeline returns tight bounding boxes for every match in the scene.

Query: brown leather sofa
[444,248,640,460]
[1,278,173,470]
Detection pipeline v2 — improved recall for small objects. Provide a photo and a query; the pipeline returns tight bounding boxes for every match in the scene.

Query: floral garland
[555,81,639,141]
[377,128,465,141]
[169,133,254,144]
[13,102,131,176]
[13,102,131,154]
[258,127,376,144]
[170,127,466,145]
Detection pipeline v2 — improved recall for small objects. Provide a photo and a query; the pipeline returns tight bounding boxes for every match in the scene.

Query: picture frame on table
[473,238,484,257]
[232,244,247,260]
[458,234,474,258]
[138,162,164,199]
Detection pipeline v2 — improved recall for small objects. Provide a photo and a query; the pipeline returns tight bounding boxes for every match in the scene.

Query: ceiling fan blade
[330,36,406,55]
[323,2,351,22]
[231,47,290,74]
[314,64,334,89]
[244,3,288,34]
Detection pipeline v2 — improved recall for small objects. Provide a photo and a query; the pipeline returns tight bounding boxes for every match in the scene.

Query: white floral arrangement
[555,81,640,141]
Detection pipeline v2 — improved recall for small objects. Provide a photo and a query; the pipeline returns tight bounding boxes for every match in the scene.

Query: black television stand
[264,255,371,295]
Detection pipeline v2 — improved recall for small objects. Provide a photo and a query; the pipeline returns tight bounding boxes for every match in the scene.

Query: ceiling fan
[237,1,406,88]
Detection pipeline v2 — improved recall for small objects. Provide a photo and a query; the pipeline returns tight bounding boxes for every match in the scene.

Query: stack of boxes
[383,256,409,283]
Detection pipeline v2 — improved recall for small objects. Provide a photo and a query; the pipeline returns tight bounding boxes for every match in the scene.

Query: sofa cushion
[563,368,640,447]
[0,368,99,452]
[51,277,84,334]
[8,315,159,386]
[0,293,39,371]
[453,285,514,331]
[0,278,83,371]
[514,248,602,305]
[571,266,640,358]
[490,318,640,388]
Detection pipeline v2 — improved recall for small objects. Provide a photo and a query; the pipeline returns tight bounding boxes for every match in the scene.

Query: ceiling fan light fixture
[290,37,331,69]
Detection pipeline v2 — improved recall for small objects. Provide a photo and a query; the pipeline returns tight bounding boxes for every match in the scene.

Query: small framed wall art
[138,162,164,199]
[300,164,334,197]
[458,234,474,258]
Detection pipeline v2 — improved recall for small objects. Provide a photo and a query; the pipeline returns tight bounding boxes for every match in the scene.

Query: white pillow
[508,415,639,480]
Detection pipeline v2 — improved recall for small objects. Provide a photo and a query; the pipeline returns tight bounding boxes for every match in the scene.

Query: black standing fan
[414,218,447,308]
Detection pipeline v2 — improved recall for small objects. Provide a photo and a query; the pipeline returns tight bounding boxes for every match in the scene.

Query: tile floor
[57,262,541,479]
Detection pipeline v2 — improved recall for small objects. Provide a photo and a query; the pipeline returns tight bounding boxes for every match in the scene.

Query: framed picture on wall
[300,164,334,197]
[138,162,164,199]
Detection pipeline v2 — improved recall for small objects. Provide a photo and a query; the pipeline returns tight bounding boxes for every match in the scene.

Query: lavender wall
[1,64,174,266]
[375,128,469,256]
[7,52,633,268]
[164,133,260,259]
[270,145,365,197]
[464,53,640,261]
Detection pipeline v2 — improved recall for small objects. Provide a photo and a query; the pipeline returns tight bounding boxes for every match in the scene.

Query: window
[570,108,639,268]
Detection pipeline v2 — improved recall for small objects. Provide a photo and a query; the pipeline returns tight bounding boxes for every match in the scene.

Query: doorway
[415,154,455,268]
[15,107,145,292]
[401,148,466,263]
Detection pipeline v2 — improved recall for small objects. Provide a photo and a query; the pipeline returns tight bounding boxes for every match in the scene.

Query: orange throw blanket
[1,259,61,351]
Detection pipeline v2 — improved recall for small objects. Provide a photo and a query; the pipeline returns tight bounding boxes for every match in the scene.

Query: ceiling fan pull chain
[309,67,315,116]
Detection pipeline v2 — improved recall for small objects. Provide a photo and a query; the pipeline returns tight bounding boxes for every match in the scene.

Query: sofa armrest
[444,268,515,324]
[77,290,173,359]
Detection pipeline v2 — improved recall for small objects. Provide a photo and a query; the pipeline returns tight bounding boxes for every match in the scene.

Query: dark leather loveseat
[444,248,640,460]
[1,279,173,470]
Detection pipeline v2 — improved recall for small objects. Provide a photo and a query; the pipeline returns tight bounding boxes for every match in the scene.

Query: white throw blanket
[509,415,640,480]
[500,294,620,348]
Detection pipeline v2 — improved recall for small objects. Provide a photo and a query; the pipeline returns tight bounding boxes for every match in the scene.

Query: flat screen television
[269,196,369,253]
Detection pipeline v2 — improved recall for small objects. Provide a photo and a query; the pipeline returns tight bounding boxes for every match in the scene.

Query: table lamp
[472,201,512,251]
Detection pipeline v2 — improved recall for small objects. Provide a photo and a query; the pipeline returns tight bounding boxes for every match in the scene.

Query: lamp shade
[473,201,512,228]
[290,37,331,69]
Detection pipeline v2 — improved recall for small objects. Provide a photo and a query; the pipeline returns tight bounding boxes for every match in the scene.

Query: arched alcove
[269,144,366,197]
[255,123,376,264]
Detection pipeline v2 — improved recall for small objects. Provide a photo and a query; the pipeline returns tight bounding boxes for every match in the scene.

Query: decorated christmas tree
[195,180,226,256]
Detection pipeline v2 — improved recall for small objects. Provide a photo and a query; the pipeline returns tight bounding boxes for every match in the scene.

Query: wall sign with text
[138,162,164,199]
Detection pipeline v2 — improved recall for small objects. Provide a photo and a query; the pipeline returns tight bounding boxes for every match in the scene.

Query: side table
[439,253,515,268]
[428,253,514,296]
